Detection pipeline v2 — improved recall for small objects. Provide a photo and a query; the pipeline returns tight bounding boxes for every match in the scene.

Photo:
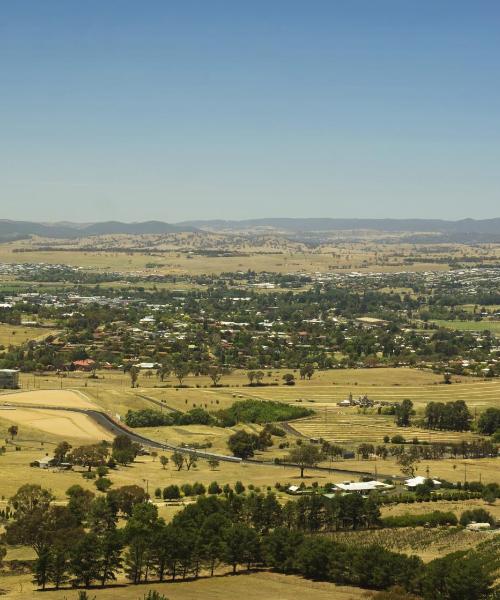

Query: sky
[1,1,499,223]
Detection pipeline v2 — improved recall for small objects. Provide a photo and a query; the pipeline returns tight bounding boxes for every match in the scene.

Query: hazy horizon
[1,1,499,222]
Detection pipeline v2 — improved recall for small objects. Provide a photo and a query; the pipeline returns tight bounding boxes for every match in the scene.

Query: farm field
[380,498,500,522]
[0,323,58,346]
[0,389,98,410]
[290,406,483,445]
[5,368,500,458]
[432,319,500,333]
[0,570,371,600]
[328,527,494,562]
[16,367,500,414]
[0,238,457,275]
[0,407,112,441]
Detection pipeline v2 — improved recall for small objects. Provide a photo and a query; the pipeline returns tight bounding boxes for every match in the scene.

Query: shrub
[163,485,181,500]
[459,508,495,527]
[216,399,313,427]
[382,511,458,528]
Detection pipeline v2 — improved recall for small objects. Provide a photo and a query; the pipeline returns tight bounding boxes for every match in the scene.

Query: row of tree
[4,483,496,599]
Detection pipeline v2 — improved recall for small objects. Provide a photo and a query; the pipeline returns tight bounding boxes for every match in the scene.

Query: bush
[382,511,458,528]
[216,399,313,427]
[125,407,215,428]
[163,485,181,500]
[391,435,406,444]
[459,508,495,527]
[208,481,222,495]
[95,477,112,492]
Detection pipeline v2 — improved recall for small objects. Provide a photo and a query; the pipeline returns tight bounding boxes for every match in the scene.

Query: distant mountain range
[0,220,197,239]
[1,217,500,239]
[179,217,500,234]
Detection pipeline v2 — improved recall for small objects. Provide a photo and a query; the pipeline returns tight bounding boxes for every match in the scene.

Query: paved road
[1,397,399,479]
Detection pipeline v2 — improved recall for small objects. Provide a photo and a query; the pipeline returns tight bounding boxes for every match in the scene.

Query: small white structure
[34,456,56,469]
[405,476,442,490]
[136,362,158,369]
[329,480,392,495]
[466,522,491,531]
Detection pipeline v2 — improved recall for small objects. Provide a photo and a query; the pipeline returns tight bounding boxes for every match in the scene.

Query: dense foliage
[216,399,313,427]
[4,483,497,599]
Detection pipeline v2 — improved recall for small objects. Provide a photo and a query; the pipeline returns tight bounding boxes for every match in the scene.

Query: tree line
[3,482,497,599]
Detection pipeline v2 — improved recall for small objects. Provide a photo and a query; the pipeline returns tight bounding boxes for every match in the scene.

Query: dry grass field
[0,323,59,347]
[0,407,112,441]
[0,570,371,600]
[0,235,482,276]
[0,389,98,410]
[329,527,493,562]
[432,319,500,333]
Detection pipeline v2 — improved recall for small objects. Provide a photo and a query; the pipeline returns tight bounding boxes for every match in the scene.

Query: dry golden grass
[0,389,98,410]
[381,498,500,521]
[0,570,370,600]
[0,323,59,347]
[0,407,112,441]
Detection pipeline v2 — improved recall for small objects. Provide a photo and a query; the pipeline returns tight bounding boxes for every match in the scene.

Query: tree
[9,484,54,517]
[207,365,224,386]
[7,425,18,440]
[357,443,375,460]
[397,451,420,478]
[234,481,245,494]
[107,485,148,517]
[263,527,304,573]
[157,360,171,382]
[223,524,259,573]
[286,443,323,478]
[98,528,123,587]
[66,485,95,525]
[112,434,139,465]
[477,408,500,435]
[459,508,495,527]
[395,399,413,427]
[300,364,315,380]
[163,485,181,500]
[421,551,494,600]
[208,481,222,495]
[282,373,295,385]
[130,365,140,388]
[69,443,109,472]
[184,452,197,471]
[208,458,220,470]
[254,370,265,384]
[54,441,72,464]
[173,362,190,386]
[228,430,259,459]
[70,532,101,587]
[159,455,169,470]
[124,502,159,584]
[171,451,185,471]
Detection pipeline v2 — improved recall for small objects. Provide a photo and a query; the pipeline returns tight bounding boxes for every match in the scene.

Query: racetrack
[0,406,113,441]
[0,389,97,409]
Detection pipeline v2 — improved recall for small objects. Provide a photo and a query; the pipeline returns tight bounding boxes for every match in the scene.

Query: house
[136,362,159,370]
[405,476,442,490]
[33,456,56,469]
[0,369,20,389]
[72,359,96,372]
[326,480,392,496]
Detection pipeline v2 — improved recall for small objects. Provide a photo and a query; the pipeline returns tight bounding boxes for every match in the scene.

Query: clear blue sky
[1,1,499,222]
